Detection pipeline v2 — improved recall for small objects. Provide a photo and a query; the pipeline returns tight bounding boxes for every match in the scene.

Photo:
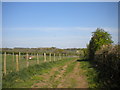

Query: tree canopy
[88,28,113,60]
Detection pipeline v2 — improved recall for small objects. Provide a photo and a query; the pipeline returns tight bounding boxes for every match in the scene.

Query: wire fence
[2,52,74,76]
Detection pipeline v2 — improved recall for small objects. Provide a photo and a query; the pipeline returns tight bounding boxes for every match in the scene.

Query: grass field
[2,54,99,88]
[2,57,79,88]
[2,54,68,75]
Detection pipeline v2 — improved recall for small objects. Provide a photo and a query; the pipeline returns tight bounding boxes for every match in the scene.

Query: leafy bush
[94,45,120,88]
[88,28,113,60]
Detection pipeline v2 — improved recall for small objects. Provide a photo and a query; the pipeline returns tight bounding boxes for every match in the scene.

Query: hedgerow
[94,44,120,88]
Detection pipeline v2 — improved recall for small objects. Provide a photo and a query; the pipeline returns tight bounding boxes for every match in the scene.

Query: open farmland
[2,52,74,75]
[2,2,119,89]
[2,52,90,88]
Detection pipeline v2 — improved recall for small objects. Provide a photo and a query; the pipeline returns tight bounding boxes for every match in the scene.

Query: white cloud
[2,27,101,32]
[3,27,96,31]
[3,26,117,31]
[3,27,118,36]
[2,27,118,48]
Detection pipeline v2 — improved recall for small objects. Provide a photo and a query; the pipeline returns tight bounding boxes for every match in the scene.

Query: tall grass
[2,57,76,88]
[80,60,100,88]
[2,54,68,75]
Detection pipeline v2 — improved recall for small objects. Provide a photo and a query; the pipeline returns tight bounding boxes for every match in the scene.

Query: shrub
[94,45,120,88]
[88,28,113,60]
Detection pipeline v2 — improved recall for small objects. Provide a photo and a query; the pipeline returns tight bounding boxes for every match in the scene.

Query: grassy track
[2,56,99,88]
[31,59,89,88]
[2,57,78,88]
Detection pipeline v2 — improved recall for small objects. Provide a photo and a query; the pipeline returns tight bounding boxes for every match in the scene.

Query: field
[2,53,71,75]
[2,44,119,88]
[2,53,98,88]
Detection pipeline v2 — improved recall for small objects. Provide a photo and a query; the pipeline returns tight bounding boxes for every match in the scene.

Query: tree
[88,28,113,60]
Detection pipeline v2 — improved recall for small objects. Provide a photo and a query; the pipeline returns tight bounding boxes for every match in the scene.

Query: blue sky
[2,2,118,48]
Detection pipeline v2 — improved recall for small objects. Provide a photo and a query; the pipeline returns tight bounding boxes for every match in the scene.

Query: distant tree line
[1,47,86,56]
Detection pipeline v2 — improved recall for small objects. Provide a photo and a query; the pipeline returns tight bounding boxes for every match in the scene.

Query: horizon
[2,2,118,48]
[1,46,85,49]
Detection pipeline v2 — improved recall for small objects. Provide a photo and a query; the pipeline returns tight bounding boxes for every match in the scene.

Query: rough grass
[64,61,76,76]
[2,54,68,75]
[2,57,76,88]
[80,60,100,88]
[2,54,44,74]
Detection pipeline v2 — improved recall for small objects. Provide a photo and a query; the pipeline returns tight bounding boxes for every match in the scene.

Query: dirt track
[32,60,88,88]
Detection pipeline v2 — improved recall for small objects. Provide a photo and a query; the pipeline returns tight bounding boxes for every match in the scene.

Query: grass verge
[2,57,77,88]
[79,60,100,88]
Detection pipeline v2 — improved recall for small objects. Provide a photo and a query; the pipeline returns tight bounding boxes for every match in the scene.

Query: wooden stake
[12,52,14,62]
[4,52,6,75]
[54,53,55,61]
[19,52,21,61]
[26,53,29,67]
[16,54,19,72]
[49,53,51,62]
[37,53,39,64]
[62,54,64,59]
[44,53,46,62]
[59,54,61,60]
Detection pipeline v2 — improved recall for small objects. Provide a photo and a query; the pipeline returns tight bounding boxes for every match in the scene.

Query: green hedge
[94,45,120,88]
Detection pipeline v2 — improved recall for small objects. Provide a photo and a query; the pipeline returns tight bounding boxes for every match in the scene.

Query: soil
[31,60,88,88]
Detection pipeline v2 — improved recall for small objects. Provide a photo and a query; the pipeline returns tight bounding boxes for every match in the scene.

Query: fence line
[2,52,72,76]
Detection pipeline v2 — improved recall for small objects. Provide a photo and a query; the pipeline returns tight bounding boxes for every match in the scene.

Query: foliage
[88,28,113,60]
[94,44,120,88]
[86,28,119,88]
[82,47,89,59]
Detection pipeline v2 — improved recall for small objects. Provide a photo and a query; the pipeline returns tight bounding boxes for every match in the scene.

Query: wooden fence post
[16,54,19,72]
[63,54,64,59]
[19,52,21,61]
[4,52,6,75]
[12,52,14,62]
[44,53,46,62]
[49,53,51,62]
[54,53,55,61]
[37,53,39,64]
[59,54,61,60]
[26,53,29,67]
